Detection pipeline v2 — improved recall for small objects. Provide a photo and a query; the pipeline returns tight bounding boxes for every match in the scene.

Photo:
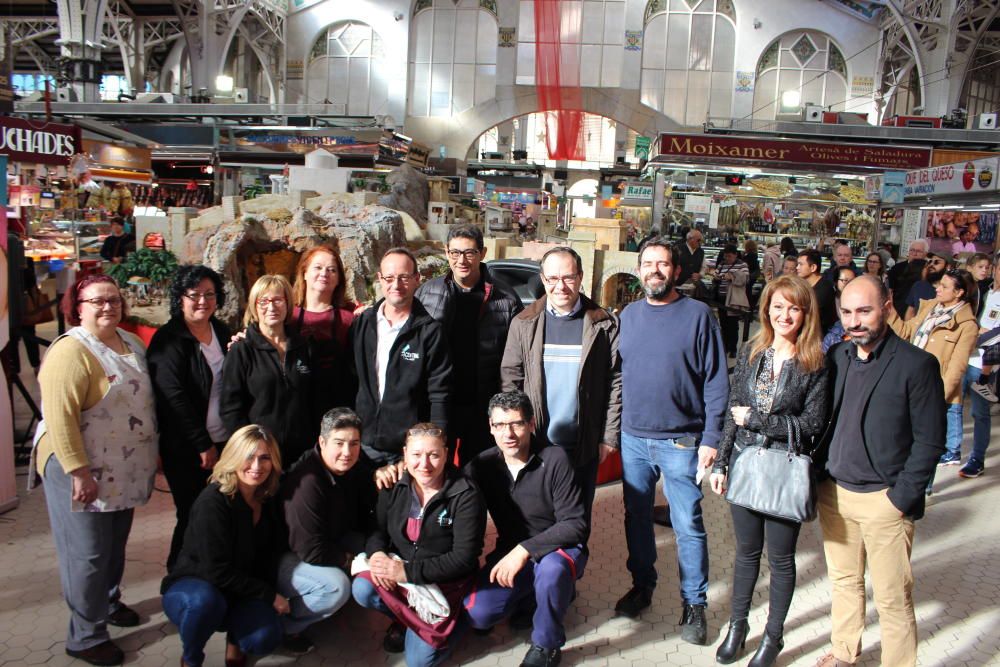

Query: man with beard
[903,252,948,320]
[501,246,621,524]
[613,236,729,646]
[813,275,944,667]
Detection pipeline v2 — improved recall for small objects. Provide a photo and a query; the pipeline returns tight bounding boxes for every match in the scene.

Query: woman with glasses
[889,269,979,475]
[352,424,486,667]
[220,274,318,466]
[148,265,233,569]
[290,245,357,414]
[32,275,158,666]
[864,252,887,283]
[161,425,287,667]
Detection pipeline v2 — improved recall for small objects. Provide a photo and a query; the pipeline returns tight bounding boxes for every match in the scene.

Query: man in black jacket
[464,391,587,667]
[353,247,452,481]
[813,275,945,667]
[277,408,375,653]
[415,225,522,465]
[675,228,705,287]
[797,249,838,333]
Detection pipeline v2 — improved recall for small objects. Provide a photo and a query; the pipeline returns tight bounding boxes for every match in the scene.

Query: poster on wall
[624,30,642,51]
[735,71,755,93]
[0,154,19,514]
[926,210,998,258]
[900,208,924,254]
[851,76,874,98]
[499,27,516,47]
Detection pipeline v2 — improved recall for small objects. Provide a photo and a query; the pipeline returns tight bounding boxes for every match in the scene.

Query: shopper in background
[821,267,856,353]
[352,248,452,485]
[352,425,485,667]
[416,225,522,464]
[220,274,319,465]
[290,245,357,414]
[713,244,749,358]
[148,265,232,571]
[741,239,761,344]
[464,391,588,667]
[781,255,798,279]
[501,246,620,523]
[33,274,158,667]
[887,238,929,315]
[903,253,948,320]
[99,217,134,264]
[964,252,991,317]
[822,241,861,285]
[814,276,944,667]
[888,269,978,474]
[710,276,828,667]
[278,408,375,654]
[614,237,728,646]
[762,241,782,282]
[675,228,705,287]
[957,259,1000,479]
[796,249,837,334]
[161,425,287,667]
[863,252,887,284]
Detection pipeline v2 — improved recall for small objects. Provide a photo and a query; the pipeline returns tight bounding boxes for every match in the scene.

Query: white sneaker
[970,382,999,403]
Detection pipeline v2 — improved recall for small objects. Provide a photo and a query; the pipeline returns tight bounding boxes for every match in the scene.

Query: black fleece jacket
[161,483,283,602]
[219,323,319,464]
[365,470,485,585]
[465,442,587,561]
[352,298,452,457]
[147,316,233,461]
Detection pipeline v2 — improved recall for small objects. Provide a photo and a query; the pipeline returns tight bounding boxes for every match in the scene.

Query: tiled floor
[4,332,1000,666]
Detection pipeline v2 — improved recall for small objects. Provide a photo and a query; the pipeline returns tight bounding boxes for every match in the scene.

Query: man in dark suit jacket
[813,275,944,667]
[674,229,705,287]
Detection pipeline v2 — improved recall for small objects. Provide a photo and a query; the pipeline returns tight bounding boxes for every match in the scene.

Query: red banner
[0,116,80,165]
[534,0,585,161]
[656,133,933,171]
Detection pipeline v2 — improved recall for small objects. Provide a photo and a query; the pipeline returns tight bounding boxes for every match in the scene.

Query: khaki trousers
[818,480,917,666]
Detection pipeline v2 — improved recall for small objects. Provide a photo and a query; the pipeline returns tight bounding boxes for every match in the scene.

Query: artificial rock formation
[180,196,405,328]
[378,163,430,226]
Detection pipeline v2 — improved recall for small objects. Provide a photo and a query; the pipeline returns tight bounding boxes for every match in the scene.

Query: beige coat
[888,299,978,404]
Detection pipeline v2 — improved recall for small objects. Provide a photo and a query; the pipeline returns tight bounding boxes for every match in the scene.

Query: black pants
[163,455,211,570]
[718,309,740,356]
[450,402,494,467]
[729,503,801,640]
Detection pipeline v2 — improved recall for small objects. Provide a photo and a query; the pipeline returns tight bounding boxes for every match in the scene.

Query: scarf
[912,302,964,350]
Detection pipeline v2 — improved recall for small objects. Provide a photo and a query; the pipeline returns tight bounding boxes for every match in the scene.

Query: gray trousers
[43,455,134,650]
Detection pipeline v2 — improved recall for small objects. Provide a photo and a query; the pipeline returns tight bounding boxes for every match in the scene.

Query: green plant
[106,248,179,286]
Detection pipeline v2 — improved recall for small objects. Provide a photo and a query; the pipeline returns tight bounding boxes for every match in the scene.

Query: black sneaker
[282,633,315,655]
[520,644,561,667]
[679,603,708,645]
[107,604,140,627]
[614,586,653,618]
[65,640,125,666]
[383,621,405,653]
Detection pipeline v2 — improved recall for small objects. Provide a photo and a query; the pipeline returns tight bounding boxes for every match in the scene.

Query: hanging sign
[0,117,80,165]
[634,136,651,161]
[622,182,653,201]
[684,194,712,215]
[900,208,924,253]
[902,158,999,199]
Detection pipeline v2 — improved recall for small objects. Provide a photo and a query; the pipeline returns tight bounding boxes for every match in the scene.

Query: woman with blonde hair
[220,274,318,465]
[290,245,357,412]
[161,425,287,667]
[709,275,830,667]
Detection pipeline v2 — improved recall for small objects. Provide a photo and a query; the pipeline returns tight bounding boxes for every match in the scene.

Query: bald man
[813,275,944,667]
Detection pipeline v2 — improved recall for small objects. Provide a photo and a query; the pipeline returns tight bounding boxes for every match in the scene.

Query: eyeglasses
[447,249,480,261]
[379,273,416,285]
[407,426,444,437]
[183,291,217,302]
[80,296,123,309]
[541,274,580,287]
[490,419,528,431]
[256,297,286,308]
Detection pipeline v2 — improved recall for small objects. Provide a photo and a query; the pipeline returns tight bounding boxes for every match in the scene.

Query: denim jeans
[620,432,709,605]
[945,403,963,457]
[276,552,352,635]
[352,576,457,667]
[161,577,282,667]
[962,364,993,463]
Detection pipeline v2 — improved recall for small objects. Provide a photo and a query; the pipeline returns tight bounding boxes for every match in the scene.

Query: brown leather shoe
[815,654,851,667]
[65,640,125,666]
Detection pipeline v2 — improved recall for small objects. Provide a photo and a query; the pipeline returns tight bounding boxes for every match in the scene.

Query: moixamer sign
[0,117,80,165]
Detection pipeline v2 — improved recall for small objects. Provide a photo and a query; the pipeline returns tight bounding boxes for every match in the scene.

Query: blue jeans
[161,577,282,667]
[464,547,587,649]
[946,403,964,457]
[962,364,993,463]
[352,576,457,667]
[276,552,352,635]
[620,432,709,605]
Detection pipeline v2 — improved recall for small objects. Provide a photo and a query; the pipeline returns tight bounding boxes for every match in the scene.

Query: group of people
[29,223,971,667]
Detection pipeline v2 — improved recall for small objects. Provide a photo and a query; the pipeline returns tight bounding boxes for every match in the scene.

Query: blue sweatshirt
[619,295,729,447]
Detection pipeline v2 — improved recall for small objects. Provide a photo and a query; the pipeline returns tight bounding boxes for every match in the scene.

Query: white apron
[32,326,158,512]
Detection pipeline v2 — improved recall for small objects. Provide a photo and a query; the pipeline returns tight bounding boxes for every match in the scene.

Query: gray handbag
[724,414,817,523]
